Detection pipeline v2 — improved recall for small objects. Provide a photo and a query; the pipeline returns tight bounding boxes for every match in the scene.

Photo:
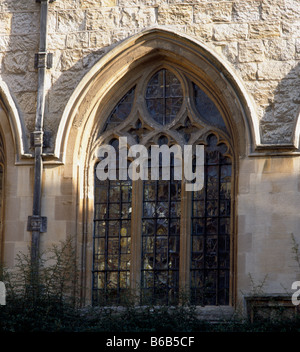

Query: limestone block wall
[0,0,299,307]
[0,0,298,149]
[237,156,300,303]
[47,0,300,146]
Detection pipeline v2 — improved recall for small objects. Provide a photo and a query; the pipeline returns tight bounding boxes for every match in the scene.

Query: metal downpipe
[29,0,54,270]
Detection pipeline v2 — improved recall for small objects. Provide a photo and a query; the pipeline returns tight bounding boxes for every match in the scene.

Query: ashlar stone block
[48,33,66,50]
[232,0,261,22]
[120,7,156,28]
[3,52,29,74]
[61,50,83,71]
[238,40,264,63]
[89,31,111,48]
[15,92,37,114]
[81,0,117,7]
[86,8,119,31]
[0,13,12,35]
[194,2,232,24]
[0,34,39,52]
[57,10,86,33]
[282,0,300,21]
[245,80,278,105]
[263,38,296,61]
[55,196,74,221]
[66,32,89,49]
[213,23,248,41]
[237,62,258,81]
[157,5,193,25]
[52,0,81,10]
[260,121,294,144]
[101,0,117,6]
[249,22,281,38]
[261,0,285,21]
[186,24,213,41]
[11,12,40,35]
[1,72,38,93]
[257,60,295,80]
[0,0,39,11]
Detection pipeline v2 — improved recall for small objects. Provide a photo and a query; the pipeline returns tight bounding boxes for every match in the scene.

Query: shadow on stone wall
[0,2,111,156]
[0,2,40,152]
[45,36,300,154]
[43,46,110,154]
[259,61,300,146]
[0,2,299,153]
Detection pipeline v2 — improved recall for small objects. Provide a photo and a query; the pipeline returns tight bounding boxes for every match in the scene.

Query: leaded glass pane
[93,159,132,305]
[193,83,227,132]
[146,69,183,125]
[141,156,181,305]
[103,86,136,131]
[191,134,231,306]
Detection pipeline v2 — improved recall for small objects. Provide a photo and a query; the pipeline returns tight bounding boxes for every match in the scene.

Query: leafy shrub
[1,238,300,332]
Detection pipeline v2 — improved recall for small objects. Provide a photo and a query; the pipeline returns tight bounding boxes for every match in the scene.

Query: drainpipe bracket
[27,216,47,233]
[36,0,56,3]
[31,131,44,148]
[34,52,53,69]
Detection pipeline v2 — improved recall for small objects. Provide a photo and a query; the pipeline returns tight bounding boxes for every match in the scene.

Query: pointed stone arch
[0,80,30,265]
[56,27,261,306]
[0,79,29,162]
[55,27,260,164]
[292,106,300,149]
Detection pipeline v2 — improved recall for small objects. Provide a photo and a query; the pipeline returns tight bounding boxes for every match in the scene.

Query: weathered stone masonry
[0,0,299,148]
[0,0,299,311]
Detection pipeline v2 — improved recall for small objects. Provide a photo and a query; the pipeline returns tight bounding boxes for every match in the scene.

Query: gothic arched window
[93,66,233,306]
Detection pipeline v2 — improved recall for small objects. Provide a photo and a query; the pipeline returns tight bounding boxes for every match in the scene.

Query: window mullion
[130,179,143,302]
[179,179,191,299]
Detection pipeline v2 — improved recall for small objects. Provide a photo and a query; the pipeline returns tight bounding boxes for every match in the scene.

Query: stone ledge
[245,294,300,323]
[193,305,236,321]
[80,305,236,322]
